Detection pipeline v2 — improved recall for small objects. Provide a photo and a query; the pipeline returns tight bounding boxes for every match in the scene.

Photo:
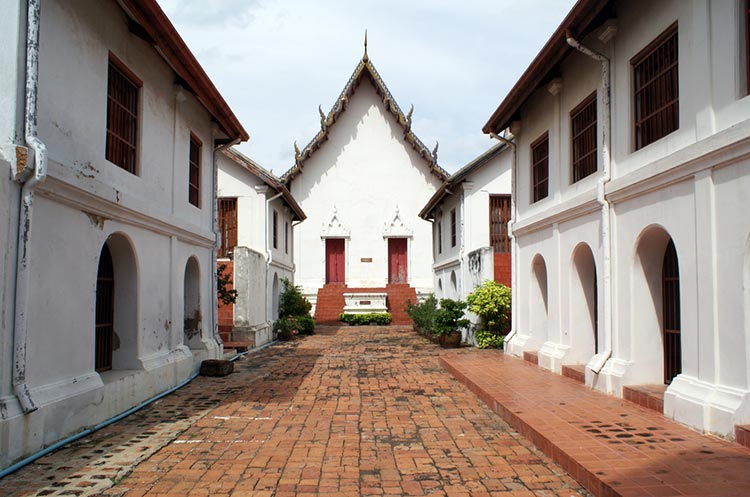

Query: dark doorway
[662,239,681,384]
[95,244,115,372]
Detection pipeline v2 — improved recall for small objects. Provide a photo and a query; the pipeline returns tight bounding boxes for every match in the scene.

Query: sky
[156,0,577,175]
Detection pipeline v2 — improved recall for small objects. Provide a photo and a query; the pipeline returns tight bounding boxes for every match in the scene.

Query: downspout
[13,0,46,413]
[489,132,517,344]
[566,32,612,373]
[212,138,240,346]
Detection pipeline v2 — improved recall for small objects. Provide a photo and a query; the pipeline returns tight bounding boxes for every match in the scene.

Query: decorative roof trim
[281,54,449,182]
[222,148,306,221]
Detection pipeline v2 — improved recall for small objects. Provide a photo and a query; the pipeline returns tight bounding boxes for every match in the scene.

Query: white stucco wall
[289,80,443,294]
[505,0,750,437]
[0,0,227,469]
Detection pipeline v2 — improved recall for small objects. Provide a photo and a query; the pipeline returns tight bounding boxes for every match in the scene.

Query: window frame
[489,194,512,253]
[188,132,201,208]
[272,210,278,250]
[530,132,549,203]
[218,197,238,258]
[631,22,679,151]
[106,53,142,175]
[285,221,289,254]
[570,92,598,183]
[450,208,457,248]
[437,215,443,254]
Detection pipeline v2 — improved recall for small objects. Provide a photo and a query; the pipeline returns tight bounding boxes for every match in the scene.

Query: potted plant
[405,295,437,336]
[434,298,470,348]
[466,280,511,349]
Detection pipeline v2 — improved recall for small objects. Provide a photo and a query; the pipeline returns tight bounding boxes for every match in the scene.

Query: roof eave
[482,0,613,134]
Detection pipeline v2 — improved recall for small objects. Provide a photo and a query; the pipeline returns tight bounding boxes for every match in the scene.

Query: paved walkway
[441,350,750,497]
[0,326,589,497]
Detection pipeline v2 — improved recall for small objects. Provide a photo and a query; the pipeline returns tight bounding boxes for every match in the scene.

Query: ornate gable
[382,205,413,238]
[321,206,350,238]
[282,41,449,183]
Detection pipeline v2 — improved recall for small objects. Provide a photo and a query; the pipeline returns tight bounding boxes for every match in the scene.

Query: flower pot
[439,331,462,348]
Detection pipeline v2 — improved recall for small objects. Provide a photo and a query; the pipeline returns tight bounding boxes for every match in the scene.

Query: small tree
[466,280,511,335]
[278,278,312,317]
[434,298,470,336]
[217,262,237,305]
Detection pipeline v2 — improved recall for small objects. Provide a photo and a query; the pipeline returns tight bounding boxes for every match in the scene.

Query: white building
[483,0,750,438]
[419,143,513,304]
[216,148,305,347]
[0,0,247,469]
[283,46,447,324]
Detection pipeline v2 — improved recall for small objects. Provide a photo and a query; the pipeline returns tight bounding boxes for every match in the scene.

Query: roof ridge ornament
[363,29,368,62]
[294,141,301,161]
[432,141,439,162]
[319,105,328,131]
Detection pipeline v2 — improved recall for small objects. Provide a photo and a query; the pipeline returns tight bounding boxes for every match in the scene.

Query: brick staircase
[313,283,416,325]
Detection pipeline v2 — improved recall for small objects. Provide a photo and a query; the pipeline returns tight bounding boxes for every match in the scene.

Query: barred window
[218,198,237,258]
[188,135,201,207]
[531,133,549,203]
[489,195,511,253]
[571,94,597,182]
[746,1,750,95]
[437,217,443,254]
[106,56,140,174]
[633,23,678,150]
[450,208,457,247]
[285,221,289,254]
[272,210,278,249]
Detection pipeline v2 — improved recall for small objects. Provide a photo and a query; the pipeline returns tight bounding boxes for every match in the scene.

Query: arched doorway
[530,255,549,343]
[571,243,598,357]
[272,273,280,320]
[183,257,201,349]
[662,239,681,384]
[95,233,139,372]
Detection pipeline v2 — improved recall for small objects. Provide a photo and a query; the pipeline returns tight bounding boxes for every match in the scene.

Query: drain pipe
[489,132,517,344]
[566,32,613,373]
[212,138,240,346]
[12,0,46,414]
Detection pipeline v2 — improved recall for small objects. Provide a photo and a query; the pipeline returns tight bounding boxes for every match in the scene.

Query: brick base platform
[622,384,666,413]
[314,283,416,325]
[441,350,750,497]
[561,364,586,384]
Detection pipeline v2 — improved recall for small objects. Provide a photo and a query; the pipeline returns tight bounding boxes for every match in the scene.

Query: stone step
[736,425,750,449]
[622,384,666,413]
[561,364,586,384]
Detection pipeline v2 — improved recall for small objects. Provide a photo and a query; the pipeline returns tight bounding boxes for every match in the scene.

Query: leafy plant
[405,295,438,334]
[278,278,312,317]
[434,298,470,336]
[273,316,300,340]
[475,329,504,349]
[339,313,392,326]
[217,261,237,305]
[466,280,511,335]
[296,315,315,335]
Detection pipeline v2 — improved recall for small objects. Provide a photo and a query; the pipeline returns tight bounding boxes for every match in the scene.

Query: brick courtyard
[0,326,588,497]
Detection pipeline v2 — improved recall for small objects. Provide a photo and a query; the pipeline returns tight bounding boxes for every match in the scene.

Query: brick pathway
[0,326,590,497]
[441,350,750,497]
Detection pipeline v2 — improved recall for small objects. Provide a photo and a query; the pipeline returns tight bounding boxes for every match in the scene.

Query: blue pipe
[0,338,279,480]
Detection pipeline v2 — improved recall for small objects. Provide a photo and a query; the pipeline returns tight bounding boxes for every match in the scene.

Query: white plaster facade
[217,149,304,345]
[0,0,246,469]
[421,144,513,303]
[484,0,750,437]
[285,55,446,305]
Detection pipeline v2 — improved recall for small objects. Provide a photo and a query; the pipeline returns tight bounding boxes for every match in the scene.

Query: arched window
[95,244,115,372]
[662,239,681,384]
[183,257,201,349]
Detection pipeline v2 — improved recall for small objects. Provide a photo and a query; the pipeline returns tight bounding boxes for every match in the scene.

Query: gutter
[566,32,613,373]
[489,132,517,344]
[212,138,241,346]
[13,0,46,413]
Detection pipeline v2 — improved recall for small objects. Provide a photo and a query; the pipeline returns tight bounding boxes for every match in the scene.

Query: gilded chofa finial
[363,29,368,61]
[294,141,301,160]
[319,105,327,128]
[432,141,439,161]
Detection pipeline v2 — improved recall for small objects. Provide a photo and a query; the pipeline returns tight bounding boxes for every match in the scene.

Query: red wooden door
[325,238,345,283]
[388,238,408,284]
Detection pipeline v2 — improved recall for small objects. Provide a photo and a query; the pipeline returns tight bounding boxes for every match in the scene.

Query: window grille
[285,222,289,254]
[218,198,237,258]
[571,94,597,182]
[662,239,681,384]
[106,57,140,174]
[633,23,678,150]
[531,133,549,202]
[272,210,278,249]
[437,218,443,254]
[489,195,511,253]
[450,208,457,247]
[95,244,115,372]
[188,135,201,207]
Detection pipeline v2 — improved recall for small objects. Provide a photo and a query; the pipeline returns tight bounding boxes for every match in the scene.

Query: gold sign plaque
[360,257,373,263]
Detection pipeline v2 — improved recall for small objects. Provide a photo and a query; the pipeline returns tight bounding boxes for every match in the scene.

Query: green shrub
[434,298,470,336]
[466,280,511,335]
[475,329,504,349]
[405,295,438,334]
[273,315,300,340]
[278,278,312,317]
[338,312,392,326]
[296,315,315,335]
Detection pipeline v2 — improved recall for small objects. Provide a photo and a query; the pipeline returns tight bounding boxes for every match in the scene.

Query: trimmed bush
[475,329,504,349]
[466,280,511,335]
[434,298,470,336]
[339,312,392,326]
[296,315,315,335]
[404,294,438,334]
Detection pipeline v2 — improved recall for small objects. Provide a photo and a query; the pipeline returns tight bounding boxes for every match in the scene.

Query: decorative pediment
[383,205,413,238]
[321,206,350,238]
